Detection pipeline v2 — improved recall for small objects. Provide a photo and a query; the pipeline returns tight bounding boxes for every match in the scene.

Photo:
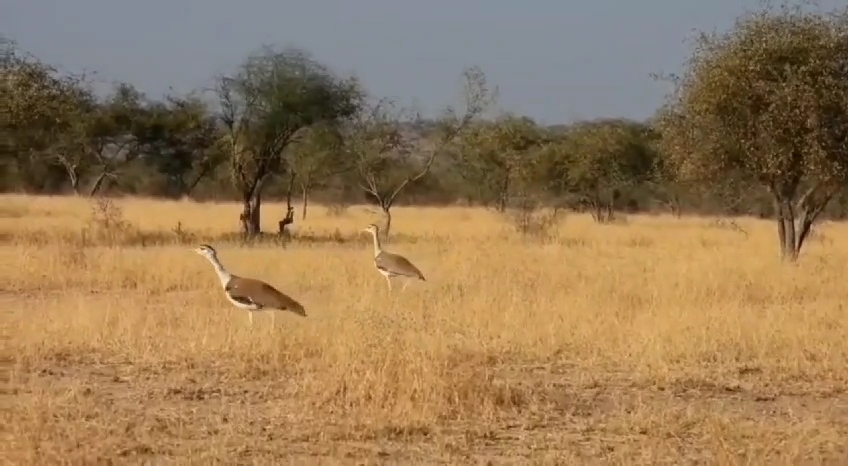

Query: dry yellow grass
[2,193,848,464]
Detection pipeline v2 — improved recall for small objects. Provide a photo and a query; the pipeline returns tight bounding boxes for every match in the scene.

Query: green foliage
[286,122,347,185]
[80,83,149,194]
[539,119,658,222]
[1,40,98,191]
[217,45,362,195]
[347,99,415,204]
[656,2,848,258]
[283,121,351,219]
[6,25,848,243]
[346,65,496,236]
[658,4,848,187]
[454,114,545,210]
[140,94,225,197]
[215,44,364,235]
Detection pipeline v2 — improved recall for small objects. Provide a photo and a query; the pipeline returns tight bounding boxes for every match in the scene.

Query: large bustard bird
[361,224,426,291]
[193,244,306,323]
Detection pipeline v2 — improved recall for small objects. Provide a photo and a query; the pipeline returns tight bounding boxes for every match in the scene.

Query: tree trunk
[496,176,510,213]
[300,183,310,221]
[776,198,797,261]
[589,197,607,223]
[278,206,294,236]
[240,192,262,237]
[240,196,261,237]
[55,155,81,195]
[382,204,393,239]
[62,163,81,195]
[773,183,838,262]
[89,172,110,197]
[184,169,211,197]
[604,201,614,222]
[671,196,682,218]
[239,174,273,238]
[277,173,296,236]
[69,173,80,195]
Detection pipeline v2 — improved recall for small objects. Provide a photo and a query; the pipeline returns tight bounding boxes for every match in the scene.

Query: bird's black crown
[197,244,216,253]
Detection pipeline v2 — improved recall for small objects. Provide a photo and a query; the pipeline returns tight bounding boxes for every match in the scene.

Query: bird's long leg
[401,278,410,291]
[271,311,276,328]
[249,311,254,325]
[385,275,392,292]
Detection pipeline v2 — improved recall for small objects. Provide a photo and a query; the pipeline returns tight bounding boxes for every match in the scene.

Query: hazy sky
[2,0,837,124]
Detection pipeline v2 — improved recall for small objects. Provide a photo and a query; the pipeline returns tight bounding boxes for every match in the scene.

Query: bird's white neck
[369,231,383,258]
[204,254,232,287]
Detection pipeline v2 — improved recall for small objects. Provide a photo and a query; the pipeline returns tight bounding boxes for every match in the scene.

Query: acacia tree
[540,119,657,223]
[453,114,544,211]
[215,45,362,236]
[141,93,225,198]
[349,66,495,237]
[647,126,686,218]
[1,39,97,193]
[656,3,848,260]
[284,121,349,220]
[346,99,412,235]
[84,83,149,196]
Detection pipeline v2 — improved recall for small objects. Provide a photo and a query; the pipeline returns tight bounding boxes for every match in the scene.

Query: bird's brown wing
[258,281,307,316]
[376,252,426,280]
[227,277,306,316]
[224,277,259,307]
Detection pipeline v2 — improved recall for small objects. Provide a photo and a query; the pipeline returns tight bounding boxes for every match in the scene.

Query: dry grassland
[2,194,848,464]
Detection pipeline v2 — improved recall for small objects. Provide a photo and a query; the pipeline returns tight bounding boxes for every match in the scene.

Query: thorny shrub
[81,197,138,246]
[506,197,562,242]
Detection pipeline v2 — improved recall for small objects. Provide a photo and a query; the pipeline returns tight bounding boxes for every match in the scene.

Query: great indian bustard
[361,224,426,291]
[193,244,306,324]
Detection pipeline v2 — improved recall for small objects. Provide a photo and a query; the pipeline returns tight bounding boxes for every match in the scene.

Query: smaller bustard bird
[361,224,426,291]
[193,244,306,324]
